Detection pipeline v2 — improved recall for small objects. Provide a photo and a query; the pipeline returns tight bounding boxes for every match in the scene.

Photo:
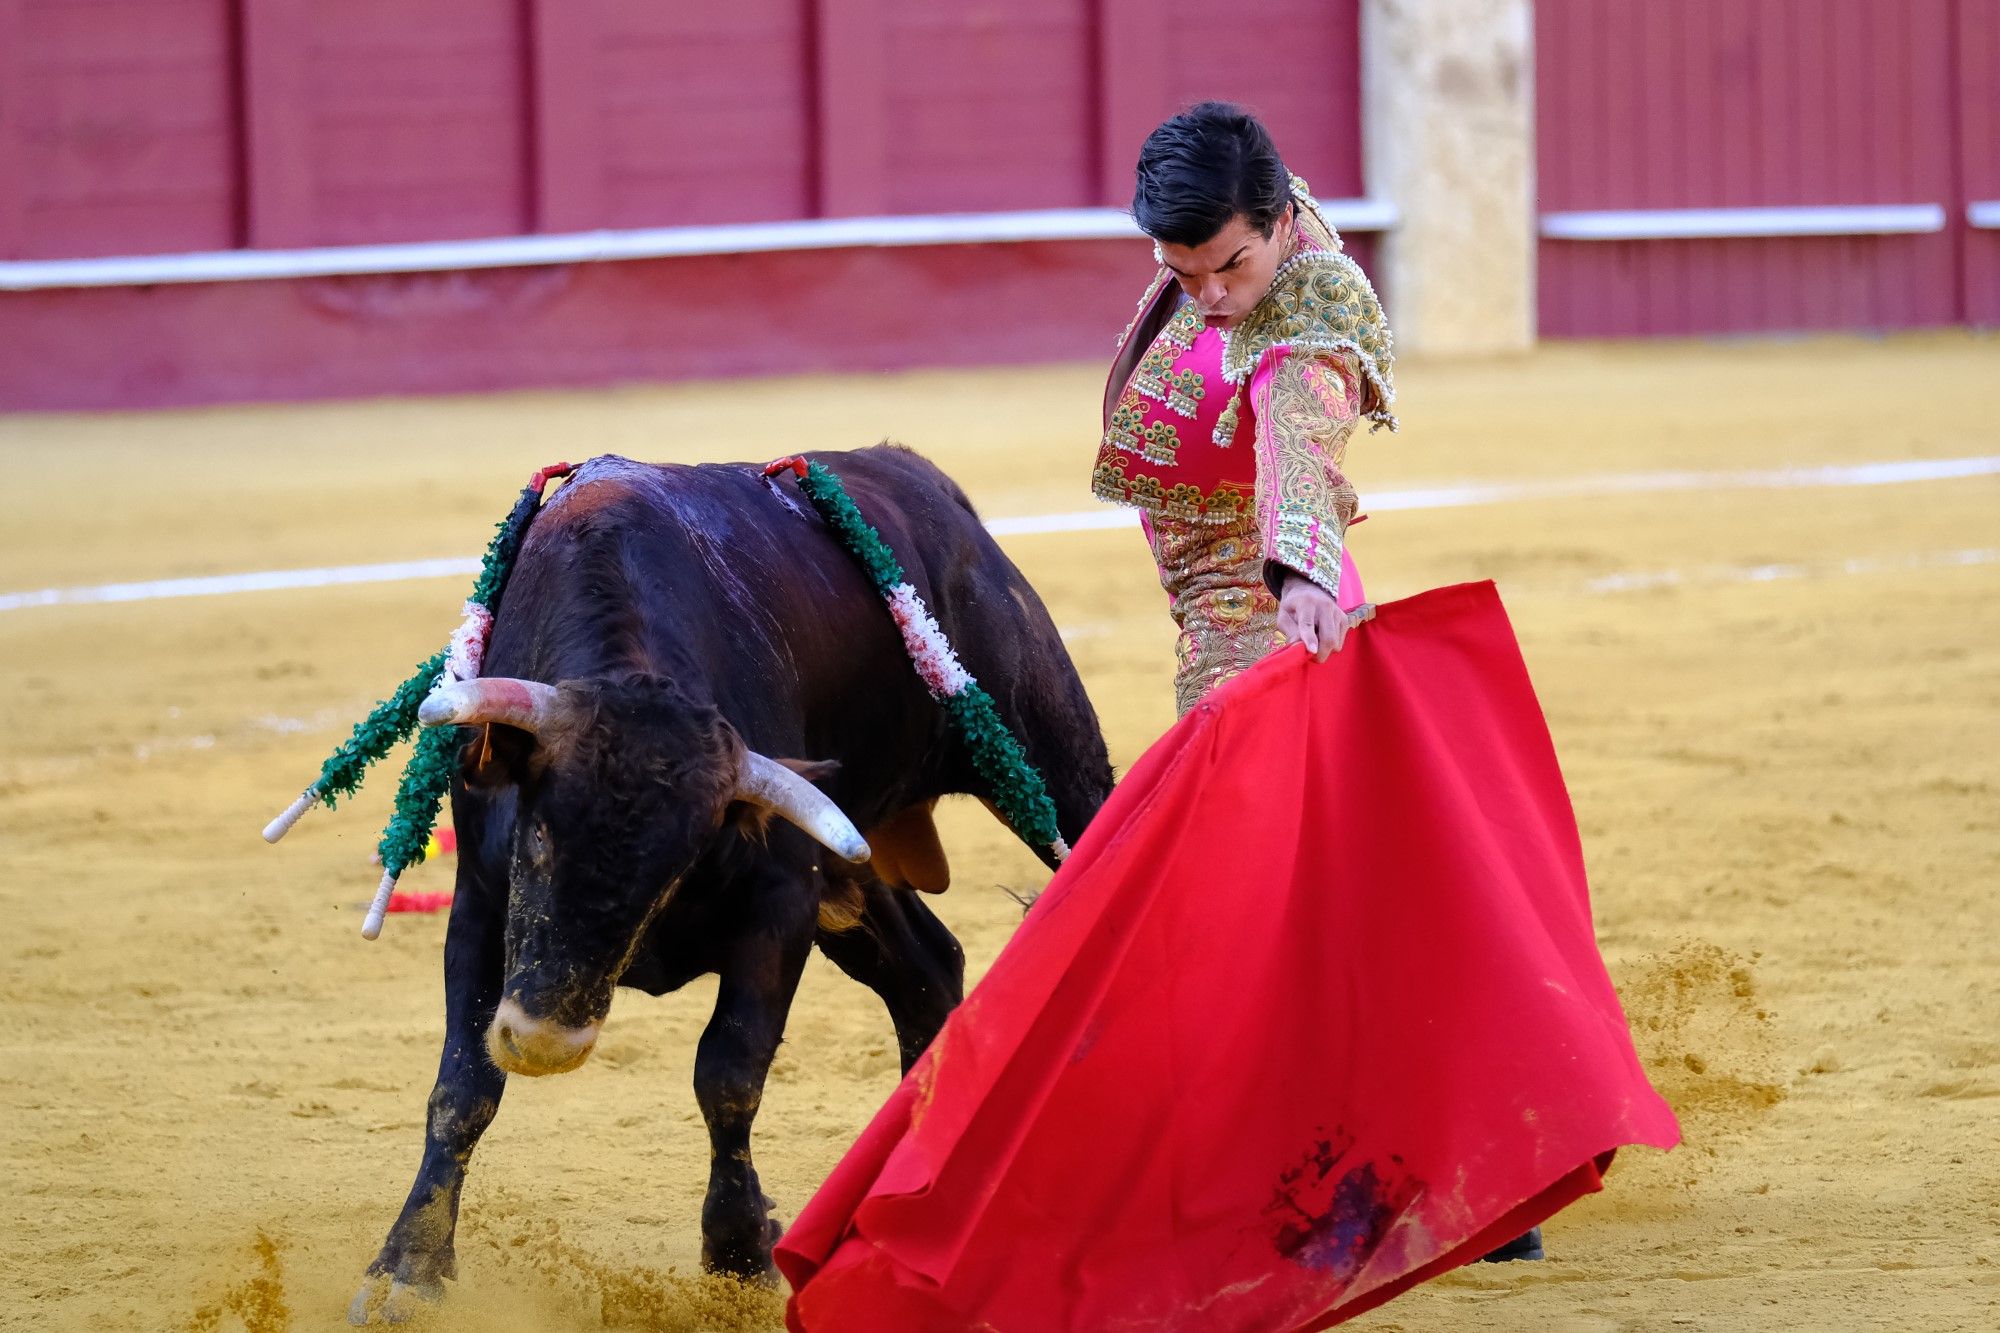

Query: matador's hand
[1278,573,1371,662]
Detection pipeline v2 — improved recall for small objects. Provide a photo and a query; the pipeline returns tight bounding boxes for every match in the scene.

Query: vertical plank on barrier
[1096,0,1168,206]
[1961,0,2000,324]
[0,0,24,258]
[239,0,316,247]
[814,0,887,217]
[528,0,603,233]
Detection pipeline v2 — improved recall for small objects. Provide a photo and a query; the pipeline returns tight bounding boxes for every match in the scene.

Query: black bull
[349,448,1114,1322]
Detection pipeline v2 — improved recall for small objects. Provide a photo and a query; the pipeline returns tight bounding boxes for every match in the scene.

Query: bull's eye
[526,821,551,863]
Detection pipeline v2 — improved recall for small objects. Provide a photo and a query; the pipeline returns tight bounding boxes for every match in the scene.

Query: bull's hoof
[1479,1226,1545,1263]
[347,1272,446,1325]
[700,1209,785,1285]
[700,1246,782,1286]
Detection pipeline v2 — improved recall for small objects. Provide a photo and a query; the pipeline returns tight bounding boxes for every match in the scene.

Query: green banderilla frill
[260,462,573,935]
[766,455,1069,863]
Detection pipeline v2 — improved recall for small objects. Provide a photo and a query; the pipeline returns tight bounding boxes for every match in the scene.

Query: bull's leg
[349,882,506,1325]
[694,891,815,1279]
[816,879,965,1073]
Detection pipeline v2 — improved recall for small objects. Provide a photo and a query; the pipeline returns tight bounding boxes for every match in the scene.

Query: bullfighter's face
[1155,202,1298,332]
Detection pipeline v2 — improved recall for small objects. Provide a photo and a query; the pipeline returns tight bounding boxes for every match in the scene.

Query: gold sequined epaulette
[1217,179,1398,431]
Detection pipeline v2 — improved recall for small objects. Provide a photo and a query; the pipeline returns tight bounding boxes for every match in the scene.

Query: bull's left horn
[737,752,871,864]
[417,678,560,732]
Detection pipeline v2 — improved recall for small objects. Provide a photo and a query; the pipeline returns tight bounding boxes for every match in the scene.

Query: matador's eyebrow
[1165,245,1250,279]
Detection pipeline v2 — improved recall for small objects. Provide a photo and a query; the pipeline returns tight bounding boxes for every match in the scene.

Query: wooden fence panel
[594,0,814,227]
[0,0,1376,409]
[1098,0,1365,206]
[5,0,238,260]
[877,0,1097,214]
[290,0,530,246]
[1537,0,1962,336]
[1963,0,2000,326]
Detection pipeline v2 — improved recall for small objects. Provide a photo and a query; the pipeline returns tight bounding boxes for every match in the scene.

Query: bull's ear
[458,723,537,790]
[775,757,840,785]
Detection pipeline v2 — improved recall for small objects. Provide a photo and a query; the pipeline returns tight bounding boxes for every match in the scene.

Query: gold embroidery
[1114,267,1174,350]
[1128,303,1204,407]
[1160,300,1202,351]
[1254,352,1361,598]
[1212,385,1243,446]
[1162,367,1206,419]
[1219,192,1397,432]
[1161,480,1250,522]
[1148,513,1287,716]
[1101,394,1183,466]
[1106,397,1144,442]
[1136,418,1182,465]
[1090,459,1252,524]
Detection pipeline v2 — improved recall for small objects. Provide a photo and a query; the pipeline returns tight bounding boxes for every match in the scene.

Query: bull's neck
[494,526,706,692]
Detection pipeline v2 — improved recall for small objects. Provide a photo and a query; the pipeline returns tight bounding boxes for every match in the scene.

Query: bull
[347,448,1113,1323]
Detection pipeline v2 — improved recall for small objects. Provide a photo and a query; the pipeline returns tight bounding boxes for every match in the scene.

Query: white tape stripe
[984,510,1138,536]
[0,557,481,613]
[1582,547,1998,594]
[1540,203,1948,241]
[5,456,1996,614]
[0,197,1399,292]
[1363,455,2000,512]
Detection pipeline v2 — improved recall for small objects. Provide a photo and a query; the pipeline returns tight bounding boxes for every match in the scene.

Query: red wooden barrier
[1963,0,2000,326]
[4,0,239,260]
[1537,0,1965,337]
[594,0,816,227]
[0,0,1369,409]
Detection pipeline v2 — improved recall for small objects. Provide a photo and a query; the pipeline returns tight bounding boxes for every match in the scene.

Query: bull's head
[417,675,868,1077]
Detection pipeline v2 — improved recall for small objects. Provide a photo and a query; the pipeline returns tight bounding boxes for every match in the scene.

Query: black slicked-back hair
[1132,101,1292,247]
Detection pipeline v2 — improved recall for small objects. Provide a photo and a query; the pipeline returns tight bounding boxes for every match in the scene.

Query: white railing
[0,198,1400,292]
[1540,204,1948,241]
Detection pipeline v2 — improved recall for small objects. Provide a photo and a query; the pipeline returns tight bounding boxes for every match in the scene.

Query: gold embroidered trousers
[1147,513,1288,717]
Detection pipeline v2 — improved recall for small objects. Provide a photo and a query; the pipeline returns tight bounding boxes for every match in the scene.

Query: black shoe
[1479,1226,1544,1262]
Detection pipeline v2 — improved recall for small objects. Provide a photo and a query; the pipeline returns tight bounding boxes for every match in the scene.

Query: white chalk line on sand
[1580,545,1999,593]
[1049,546,2000,644]
[7,546,1982,781]
[4,455,1997,615]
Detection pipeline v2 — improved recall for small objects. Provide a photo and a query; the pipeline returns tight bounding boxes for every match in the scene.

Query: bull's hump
[537,455,662,520]
[546,455,782,542]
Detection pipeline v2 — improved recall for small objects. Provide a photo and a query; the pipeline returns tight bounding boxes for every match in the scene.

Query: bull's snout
[487,997,599,1077]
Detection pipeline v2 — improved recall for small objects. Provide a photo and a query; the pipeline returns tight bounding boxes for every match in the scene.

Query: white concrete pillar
[1361,0,1537,353]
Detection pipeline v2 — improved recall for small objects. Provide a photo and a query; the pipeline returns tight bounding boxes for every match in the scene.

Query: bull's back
[488,448,1103,819]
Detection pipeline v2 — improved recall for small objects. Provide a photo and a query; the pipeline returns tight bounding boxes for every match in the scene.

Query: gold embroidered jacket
[1095,179,1397,600]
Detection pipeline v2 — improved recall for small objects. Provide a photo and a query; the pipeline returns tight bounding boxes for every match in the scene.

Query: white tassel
[361,869,398,940]
[885,583,973,698]
[441,601,493,685]
[262,787,318,844]
[1052,837,1071,863]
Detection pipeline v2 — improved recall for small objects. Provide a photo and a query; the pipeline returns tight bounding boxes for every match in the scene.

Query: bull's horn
[417,678,560,732]
[737,752,871,864]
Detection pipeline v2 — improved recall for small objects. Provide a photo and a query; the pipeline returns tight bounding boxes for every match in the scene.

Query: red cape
[777,582,1679,1332]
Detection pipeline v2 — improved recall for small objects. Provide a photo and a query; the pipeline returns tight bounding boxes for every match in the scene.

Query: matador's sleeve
[1247,346,1363,599]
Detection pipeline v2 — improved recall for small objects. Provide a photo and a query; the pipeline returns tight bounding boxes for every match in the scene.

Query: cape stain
[1263,1127,1418,1281]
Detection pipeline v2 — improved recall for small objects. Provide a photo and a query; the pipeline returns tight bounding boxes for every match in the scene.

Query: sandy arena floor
[3,334,1998,1332]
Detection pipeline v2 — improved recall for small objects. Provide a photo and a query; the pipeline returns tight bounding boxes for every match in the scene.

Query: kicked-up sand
[2,333,1997,1331]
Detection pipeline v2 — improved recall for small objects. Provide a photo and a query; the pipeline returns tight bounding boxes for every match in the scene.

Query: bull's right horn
[417,678,560,733]
[737,752,871,864]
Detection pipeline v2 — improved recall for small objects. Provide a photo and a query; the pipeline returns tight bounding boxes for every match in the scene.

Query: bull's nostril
[499,1026,523,1059]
